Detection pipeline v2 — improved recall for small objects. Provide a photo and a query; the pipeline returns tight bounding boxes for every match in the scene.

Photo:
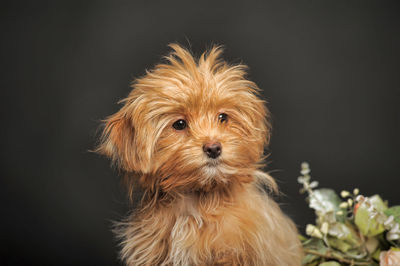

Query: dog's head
[97,44,271,192]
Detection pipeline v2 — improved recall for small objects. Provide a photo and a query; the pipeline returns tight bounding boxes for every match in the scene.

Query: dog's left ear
[96,110,136,172]
[96,103,153,173]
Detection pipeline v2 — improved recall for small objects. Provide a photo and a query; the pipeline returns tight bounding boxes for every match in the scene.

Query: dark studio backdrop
[1,1,399,265]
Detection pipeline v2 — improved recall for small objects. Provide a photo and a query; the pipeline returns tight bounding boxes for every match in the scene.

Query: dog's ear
[96,110,136,172]
[96,103,154,173]
[254,98,271,147]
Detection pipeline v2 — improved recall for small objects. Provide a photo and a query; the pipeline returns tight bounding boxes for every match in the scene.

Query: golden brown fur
[97,44,303,265]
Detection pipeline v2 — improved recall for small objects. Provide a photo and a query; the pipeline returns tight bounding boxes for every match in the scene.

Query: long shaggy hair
[97,44,303,265]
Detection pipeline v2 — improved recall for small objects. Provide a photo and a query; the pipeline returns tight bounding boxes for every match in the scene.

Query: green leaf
[328,222,352,239]
[309,189,341,214]
[299,234,308,242]
[355,195,387,237]
[327,222,362,247]
[302,253,319,265]
[328,237,352,252]
[371,248,381,261]
[304,261,320,266]
[370,195,388,211]
[384,206,400,224]
[365,237,379,254]
[302,237,326,250]
[318,261,341,266]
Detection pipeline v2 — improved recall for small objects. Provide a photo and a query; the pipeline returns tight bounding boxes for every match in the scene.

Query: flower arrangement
[298,162,400,266]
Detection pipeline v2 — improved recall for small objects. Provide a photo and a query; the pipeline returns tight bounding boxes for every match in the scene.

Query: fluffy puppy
[97,44,302,265]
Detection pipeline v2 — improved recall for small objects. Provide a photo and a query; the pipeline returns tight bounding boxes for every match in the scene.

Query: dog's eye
[218,113,228,123]
[172,119,187,130]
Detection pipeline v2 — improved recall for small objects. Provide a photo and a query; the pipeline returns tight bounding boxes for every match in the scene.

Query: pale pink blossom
[380,250,400,266]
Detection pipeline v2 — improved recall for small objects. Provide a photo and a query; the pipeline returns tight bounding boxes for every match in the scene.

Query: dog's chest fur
[120,185,302,266]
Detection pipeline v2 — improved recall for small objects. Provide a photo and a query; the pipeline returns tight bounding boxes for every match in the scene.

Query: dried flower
[301,162,310,170]
[300,168,310,175]
[384,216,395,227]
[347,198,353,207]
[391,223,399,233]
[306,224,323,239]
[356,195,365,202]
[380,250,400,266]
[341,190,350,198]
[386,232,400,241]
[339,202,349,209]
[387,223,400,241]
[297,176,310,184]
[309,181,319,189]
[353,188,359,195]
[321,222,329,235]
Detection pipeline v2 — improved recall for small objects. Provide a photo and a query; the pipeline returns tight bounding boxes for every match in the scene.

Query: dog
[97,44,302,265]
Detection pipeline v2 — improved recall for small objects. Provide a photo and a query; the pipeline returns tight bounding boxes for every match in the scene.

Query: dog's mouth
[199,159,234,188]
[201,158,223,177]
[205,158,221,167]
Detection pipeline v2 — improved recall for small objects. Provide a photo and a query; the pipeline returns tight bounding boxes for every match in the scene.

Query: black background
[1,1,399,265]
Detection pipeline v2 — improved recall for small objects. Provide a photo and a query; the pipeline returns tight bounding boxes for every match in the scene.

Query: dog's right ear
[96,110,140,172]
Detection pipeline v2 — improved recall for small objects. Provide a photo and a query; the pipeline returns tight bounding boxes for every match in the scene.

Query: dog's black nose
[203,142,222,159]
